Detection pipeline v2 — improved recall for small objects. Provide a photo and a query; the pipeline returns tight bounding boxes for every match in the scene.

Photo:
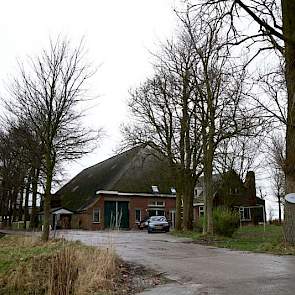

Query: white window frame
[199,206,204,217]
[151,185,159,193]
[135,208,141,222]
[239,207,251,221]
[92,208,100,223]
[148,200,165,207]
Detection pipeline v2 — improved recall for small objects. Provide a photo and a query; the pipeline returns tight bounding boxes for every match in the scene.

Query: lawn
[172,225,295,255]
[0,234,164,295]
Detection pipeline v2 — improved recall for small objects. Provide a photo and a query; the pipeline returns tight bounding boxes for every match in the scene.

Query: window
[195,187,202,197]
[239,207,251,221]
[135,209,141,222]
[151,185,159,193]
[148,210,165,217]
[170,187,176,194]
[148,200,165,207]
[199,206,204,217]
[92,208,100,223]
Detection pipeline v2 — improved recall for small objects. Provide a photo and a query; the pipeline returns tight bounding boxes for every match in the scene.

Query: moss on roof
[55,145,175,211]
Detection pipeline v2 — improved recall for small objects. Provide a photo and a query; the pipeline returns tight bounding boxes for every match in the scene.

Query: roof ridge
[83,144,144,172]
[56,144,144,194]
[106,145,146,190]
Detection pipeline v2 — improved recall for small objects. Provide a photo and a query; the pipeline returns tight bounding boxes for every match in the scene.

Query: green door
[118,201,129,229]
[104,201,116,228]
[104,201,129,229]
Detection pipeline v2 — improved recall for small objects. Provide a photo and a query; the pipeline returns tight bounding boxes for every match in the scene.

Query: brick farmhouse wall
[71,194,176,230]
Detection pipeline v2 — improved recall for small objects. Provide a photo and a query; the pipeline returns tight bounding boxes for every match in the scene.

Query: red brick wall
[74,194,176,230]
[194,206,200,222]
[72,196,105,230]
[129,196,176,229]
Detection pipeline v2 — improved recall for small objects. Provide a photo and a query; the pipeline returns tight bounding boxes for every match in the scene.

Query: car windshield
[150,216,166,222]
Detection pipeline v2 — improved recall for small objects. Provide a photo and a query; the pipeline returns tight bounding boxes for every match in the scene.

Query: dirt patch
[114,261,168,294]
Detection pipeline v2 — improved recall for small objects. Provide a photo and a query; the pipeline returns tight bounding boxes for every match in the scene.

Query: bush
[194,216,204,233]
[213,207,240,237]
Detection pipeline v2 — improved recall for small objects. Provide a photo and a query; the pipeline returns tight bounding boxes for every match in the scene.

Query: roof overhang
[52,208,74,215]
[38,207,74,215]
[193,202,204,207]
[95,190,176,198]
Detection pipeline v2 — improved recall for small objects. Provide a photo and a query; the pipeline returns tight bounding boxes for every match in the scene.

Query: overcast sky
[0,0,180,183]
[0,1,279,217]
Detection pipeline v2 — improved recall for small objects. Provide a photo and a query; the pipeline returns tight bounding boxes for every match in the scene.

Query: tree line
[123,2,290,239]
[0,38,98,241]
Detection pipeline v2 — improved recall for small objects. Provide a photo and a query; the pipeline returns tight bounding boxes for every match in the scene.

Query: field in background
[172,225,295,255]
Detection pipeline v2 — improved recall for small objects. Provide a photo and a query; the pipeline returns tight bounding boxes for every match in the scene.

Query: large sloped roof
[55,144,175,211]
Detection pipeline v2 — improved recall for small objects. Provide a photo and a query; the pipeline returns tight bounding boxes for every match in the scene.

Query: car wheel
[148,228,152,234]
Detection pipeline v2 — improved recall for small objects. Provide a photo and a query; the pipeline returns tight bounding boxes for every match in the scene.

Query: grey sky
[0,1,279,217]
[0,0,179,182]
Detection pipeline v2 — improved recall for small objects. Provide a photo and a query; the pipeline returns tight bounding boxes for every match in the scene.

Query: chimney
[244,171,256,205]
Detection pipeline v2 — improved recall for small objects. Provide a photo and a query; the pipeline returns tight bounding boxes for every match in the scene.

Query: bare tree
[6,38,98,241]
[272,168,284,223]
[198,0,295,243]
[179,10,261,234]
[215,136,263,181]
[124,56,203,231]
[0,126,29,226]
[268,134,286,224]
[124,9,259,233]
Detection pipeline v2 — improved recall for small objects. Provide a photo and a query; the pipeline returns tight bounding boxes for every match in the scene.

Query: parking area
[57,230,295,294]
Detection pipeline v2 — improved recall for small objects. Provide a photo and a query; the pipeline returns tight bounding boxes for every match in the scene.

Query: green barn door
[104,201,129,229]
[118,201,129,229]
[104,201,116,228]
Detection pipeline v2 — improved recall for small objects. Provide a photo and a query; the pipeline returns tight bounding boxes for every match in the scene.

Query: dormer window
[195,187,202,197]
[170,187,176,194]
[151,185,159,193]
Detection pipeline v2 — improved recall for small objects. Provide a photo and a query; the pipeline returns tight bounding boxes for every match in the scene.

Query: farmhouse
[193,170,266,224]
[53,144,177,230]
[50,144,265,230]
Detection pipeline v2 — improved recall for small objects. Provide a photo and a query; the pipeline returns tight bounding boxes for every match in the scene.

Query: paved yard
[57,230,295,294]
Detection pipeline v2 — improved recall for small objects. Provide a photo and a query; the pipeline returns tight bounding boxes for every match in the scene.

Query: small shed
[38,207,74,229]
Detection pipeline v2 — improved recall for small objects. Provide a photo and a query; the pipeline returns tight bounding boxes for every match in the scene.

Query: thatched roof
[55,144,175,210]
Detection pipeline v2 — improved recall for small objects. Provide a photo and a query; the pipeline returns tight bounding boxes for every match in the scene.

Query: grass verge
[0,234,166,295]
[172,225,295,255]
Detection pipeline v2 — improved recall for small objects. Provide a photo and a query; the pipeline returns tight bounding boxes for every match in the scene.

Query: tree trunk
[278,196,282,224]
[182,176,194,231]
[202,124,215,235]
[204,161,214,235]
[42,155,54,241]
[18,187,24,221]
[12,190,18,222]
[30,167,40,229]
[8,191,13,226]
[24,175,31,229]
[282,0,295,245]
[175,193,182,230]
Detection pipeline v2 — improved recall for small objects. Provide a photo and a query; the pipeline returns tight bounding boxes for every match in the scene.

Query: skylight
[170,187,176,194]
[151,185,159,193]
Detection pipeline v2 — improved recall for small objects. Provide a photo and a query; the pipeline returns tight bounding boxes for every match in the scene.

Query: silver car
[147,216,170,233]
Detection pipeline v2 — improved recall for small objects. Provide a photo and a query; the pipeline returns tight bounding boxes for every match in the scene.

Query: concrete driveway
[57,230,295,295]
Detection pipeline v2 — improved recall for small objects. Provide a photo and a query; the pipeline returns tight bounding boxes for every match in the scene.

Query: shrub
[194,216,204,233]
[213,207,240,237]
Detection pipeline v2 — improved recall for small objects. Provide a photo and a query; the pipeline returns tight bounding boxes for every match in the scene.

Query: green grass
[0,234,120,295]
[172,225,295,255]
[0,235,65,274]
